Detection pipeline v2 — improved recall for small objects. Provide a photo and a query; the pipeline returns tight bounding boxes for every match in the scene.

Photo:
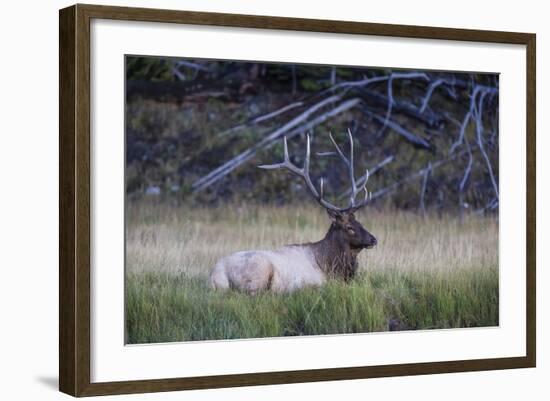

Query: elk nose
[371,236,377,246]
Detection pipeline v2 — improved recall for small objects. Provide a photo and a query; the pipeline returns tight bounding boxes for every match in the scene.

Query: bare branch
[449,109,473,154]
[172,60,214,80]
[363,108,433,151]
[175,60,214,72]
[193,96,360,192]
[459,137,473,200]
[370,150,470,201]
[253,102,304,124]
[369,154,395,175]
[218,101,304,137]
[450,84,498,153]
[373,74,395,136]
[419,78,444,113]
[359,89,444,128]
[325,71,429,96]
[419,162,432,214]
[474,90,499,199]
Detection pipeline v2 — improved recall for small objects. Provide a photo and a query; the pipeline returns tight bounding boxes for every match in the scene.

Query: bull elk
[209,130,377,294]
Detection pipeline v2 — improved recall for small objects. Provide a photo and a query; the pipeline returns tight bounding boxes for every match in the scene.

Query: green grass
[126,268,498,343]
[125,201,499,343]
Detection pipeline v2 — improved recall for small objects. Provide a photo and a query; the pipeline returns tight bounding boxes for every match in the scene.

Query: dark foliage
[126,56,499,214]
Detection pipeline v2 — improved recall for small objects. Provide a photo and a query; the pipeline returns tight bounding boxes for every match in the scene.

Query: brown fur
[297,211,377,282]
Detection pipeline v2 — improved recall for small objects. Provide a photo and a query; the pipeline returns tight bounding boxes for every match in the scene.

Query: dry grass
[126,200,498,276]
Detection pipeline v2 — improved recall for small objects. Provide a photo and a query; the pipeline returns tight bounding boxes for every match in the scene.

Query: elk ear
[326,209,343,223]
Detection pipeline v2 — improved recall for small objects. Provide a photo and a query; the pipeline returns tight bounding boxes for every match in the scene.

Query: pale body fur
[209,246,325,294]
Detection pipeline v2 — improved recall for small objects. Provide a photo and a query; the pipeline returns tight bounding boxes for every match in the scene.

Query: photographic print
[59,6,535,394]
[124,56,499,344]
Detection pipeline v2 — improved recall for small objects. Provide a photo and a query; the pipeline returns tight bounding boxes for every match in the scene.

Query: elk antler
[258,130,371,213]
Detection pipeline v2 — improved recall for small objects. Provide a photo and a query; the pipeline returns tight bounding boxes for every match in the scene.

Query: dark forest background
[125,56,499,215]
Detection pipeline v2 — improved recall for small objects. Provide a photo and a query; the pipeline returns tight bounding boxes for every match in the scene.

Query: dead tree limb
[359,90,444,128]
[218,101,304,137]
[192,96,360,192]
[474,90,499,199]
[284,98,362,139]
[254,102,304,124]
[175,60,213,72]
[326,71,429,96]
[172,60,214,80]
[363,109,433,151]
[458,137,473,209]
[373,74,395,137]
[450,84,498,154]
[419,162,432,214]
[419,78,445,113]
[366,154,395,177]
[370,151,467,202]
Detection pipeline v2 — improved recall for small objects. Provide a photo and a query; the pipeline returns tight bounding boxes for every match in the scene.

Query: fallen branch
[327,71,429,95]
[419,162,432,214]
[450,84,498,153]
[218,101,304,137]
[193,96,362,192]
[374,74,395,137]
[419,78,445,113]
[359,89,444,128]
[474,90,499,199]
[172,60,214,81]
[458,136,473,210]
[284,99,362,140]
[370,151,468,202]
[363,108,433,151]
[126,79,233,102]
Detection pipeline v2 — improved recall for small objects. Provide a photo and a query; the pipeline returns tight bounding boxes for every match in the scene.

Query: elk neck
[308,223,360,281]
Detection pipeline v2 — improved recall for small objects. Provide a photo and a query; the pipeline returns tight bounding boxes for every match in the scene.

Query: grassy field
[125,201,499,344]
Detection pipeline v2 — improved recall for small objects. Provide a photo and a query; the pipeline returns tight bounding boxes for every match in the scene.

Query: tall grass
[126,200,498,344]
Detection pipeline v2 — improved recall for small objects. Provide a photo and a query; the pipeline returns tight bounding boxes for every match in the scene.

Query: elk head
[325,209,377,250]
[259,129,377,251]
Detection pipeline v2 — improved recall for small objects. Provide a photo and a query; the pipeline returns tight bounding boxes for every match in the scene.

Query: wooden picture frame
[59,3,536,397]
